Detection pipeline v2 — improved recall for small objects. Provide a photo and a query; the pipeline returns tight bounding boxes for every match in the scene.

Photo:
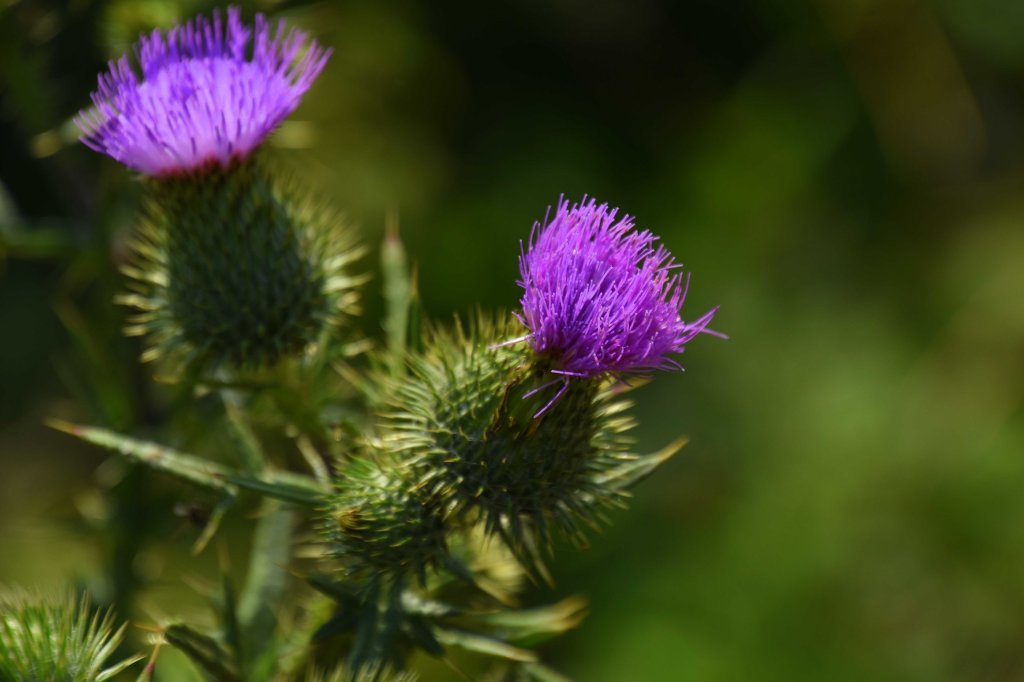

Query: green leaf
[163,623,240,682]
[220,575,244,677]
[222,396,265,473]
[522,662,574,682]
[223,471,325,506]
[96,653,147,681]
[475,596,588,644]
[305,574,363,605]
[442,556,520,606]
[312,609,361,642]
[191,495,236,555]
[403,616,444,657]
[238,501,295,673]
[49,421,237,494]
[381,224,420,372]
[434,628,537,663]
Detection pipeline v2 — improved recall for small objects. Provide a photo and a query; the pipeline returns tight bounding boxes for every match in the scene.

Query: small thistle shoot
[0,589,140,682]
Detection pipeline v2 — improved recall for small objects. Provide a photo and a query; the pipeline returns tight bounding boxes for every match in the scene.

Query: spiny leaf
[192,495,236,555]
[521,662,574,682]
[220,575,244,677]
[381,222,415,374]
[433,627,537,663]
[305,574,364,605]
[164,623,240,682]
[402,616,444,657]
[48,420,237,494]
[223,396,265,473]
[474,596,588,644]
[238,501,295,671]
[224,471,326,506]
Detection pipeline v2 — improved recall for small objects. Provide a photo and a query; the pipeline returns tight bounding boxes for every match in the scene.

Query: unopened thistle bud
[0,589,138,681]
[77,7,362,372]
[322,457,448,584]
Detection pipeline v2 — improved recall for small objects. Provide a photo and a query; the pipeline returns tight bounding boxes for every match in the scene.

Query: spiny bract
[119,157,363,373]
[322,456,448,584]
[380,313,638,563]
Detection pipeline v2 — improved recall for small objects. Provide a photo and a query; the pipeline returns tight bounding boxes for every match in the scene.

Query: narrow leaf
[224,472,325,506]
[223,397,265,473]
[475,596,588,642]
[49,421,236,494]
[163,623,240,682]
[96,653,146,681]
[434,628,537,663]
[238,501,295,669]
[522,662,574,682]
[382,221,411,366]
[191,495,236,556]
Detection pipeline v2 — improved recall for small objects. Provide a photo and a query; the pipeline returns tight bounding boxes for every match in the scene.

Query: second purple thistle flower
[517,197,722,385]
[76,6,329,176]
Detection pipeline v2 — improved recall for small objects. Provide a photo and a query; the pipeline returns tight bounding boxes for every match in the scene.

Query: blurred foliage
[2,0,1024,680]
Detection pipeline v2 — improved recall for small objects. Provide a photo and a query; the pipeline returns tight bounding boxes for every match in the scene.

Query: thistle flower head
[77,6,329,176]
[517,197,720,381]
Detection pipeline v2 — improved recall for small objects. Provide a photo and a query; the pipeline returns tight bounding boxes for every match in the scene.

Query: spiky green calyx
[382,314,637,561]
[323,457,448,584]
[0,589,138,682]
[119,157,363,374]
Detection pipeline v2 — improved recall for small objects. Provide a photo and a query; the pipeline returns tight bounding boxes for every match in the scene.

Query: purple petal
[517,196,720,379]
[76,6,330,176]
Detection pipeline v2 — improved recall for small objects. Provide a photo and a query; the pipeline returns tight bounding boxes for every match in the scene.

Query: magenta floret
[517,197,721,385]
[77,6,330,176]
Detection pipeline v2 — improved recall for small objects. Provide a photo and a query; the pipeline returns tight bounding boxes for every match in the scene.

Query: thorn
[44,418,80,435]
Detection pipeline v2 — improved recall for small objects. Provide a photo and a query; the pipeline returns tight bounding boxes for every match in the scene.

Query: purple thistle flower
[76,6,330,177]
[515,197,722,412]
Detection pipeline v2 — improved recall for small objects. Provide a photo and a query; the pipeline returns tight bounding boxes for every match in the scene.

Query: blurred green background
[3,0,1024,680]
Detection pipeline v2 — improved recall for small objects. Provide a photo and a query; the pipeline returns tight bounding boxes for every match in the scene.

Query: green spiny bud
[119,156,363,374]
[382,314,637,563]
[0,588,138,681]
[322,457,448,584]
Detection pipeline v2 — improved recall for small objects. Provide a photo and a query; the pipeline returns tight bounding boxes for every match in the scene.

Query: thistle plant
[77,6,361,374]
[12,5,723,680]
